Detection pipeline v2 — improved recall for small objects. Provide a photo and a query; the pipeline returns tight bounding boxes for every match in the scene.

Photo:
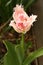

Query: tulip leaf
[3,40,20,65]
[15,44,24,65]
[23,48,43,65]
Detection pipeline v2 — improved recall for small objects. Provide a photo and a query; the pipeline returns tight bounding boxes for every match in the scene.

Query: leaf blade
[3,40,20,65]
[23,48,43,65]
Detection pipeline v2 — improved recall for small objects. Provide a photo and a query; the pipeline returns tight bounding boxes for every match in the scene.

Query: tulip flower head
[9,4,37,34]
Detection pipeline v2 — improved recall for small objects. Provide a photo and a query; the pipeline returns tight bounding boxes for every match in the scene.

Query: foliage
[0,0,36,23]
[2,40,43,65]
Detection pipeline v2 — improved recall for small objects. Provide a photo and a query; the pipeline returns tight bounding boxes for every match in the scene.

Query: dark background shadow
[32,0,43,65]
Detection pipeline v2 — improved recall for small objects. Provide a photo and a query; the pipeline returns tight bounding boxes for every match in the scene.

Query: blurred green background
[0,0,37,23]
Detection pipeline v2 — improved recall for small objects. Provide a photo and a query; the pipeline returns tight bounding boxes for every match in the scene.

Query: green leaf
[23,48,43,65]
[15,44,24,65]
[25,0,35,10]
[22,0,36,9]
[3,40,20,65]
[5,0,12,7]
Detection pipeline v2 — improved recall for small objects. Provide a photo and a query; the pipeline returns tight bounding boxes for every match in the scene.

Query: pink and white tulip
[9,4,37,34]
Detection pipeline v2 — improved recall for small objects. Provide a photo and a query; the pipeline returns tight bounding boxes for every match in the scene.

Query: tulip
[9,4,37,34]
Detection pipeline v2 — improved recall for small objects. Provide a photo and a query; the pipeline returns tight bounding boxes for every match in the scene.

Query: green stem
[20,33,24,54]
